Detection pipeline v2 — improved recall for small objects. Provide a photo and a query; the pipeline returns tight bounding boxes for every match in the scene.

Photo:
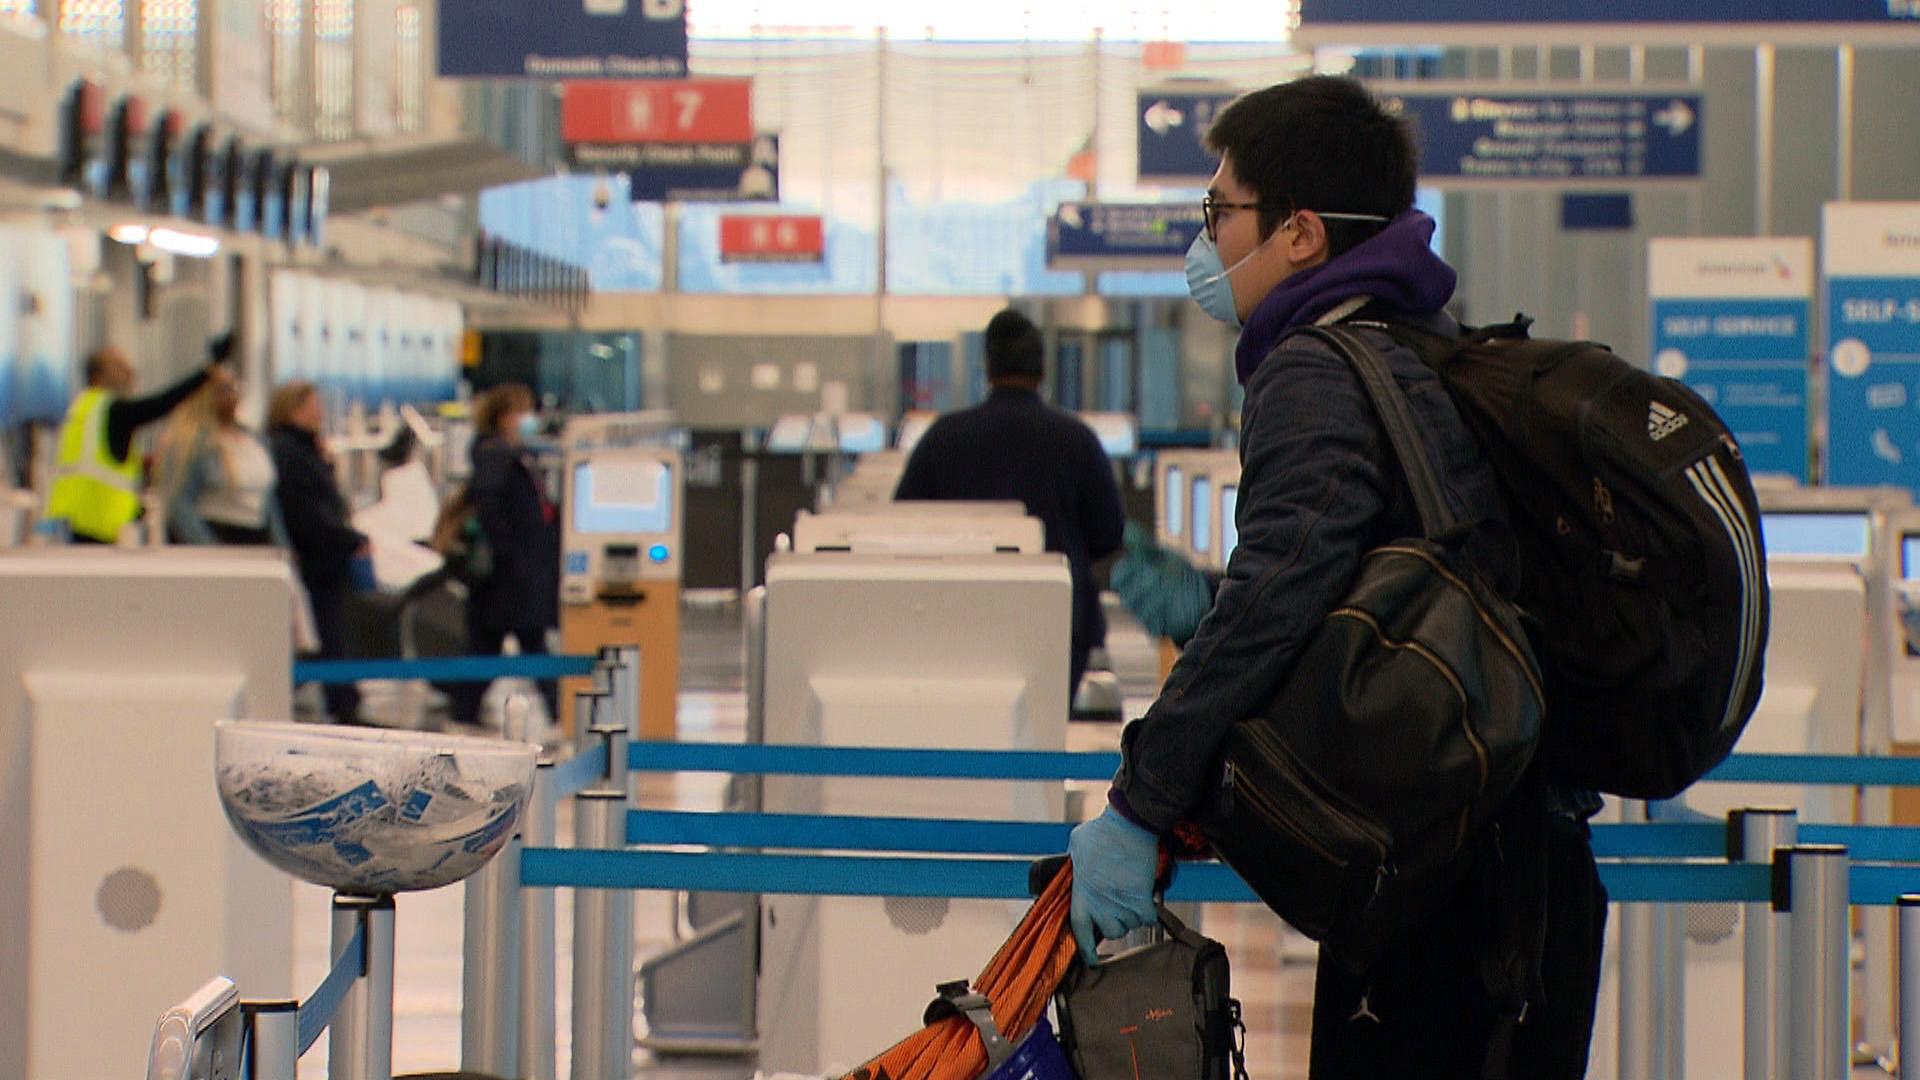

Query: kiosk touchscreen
[1164,464,1186,548]
[1220,483,1240,565]
[559,448,684,739]
[1190,474,1214,564]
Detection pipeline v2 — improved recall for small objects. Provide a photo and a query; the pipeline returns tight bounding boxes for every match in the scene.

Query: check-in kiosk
[1666,486,1912,1074]
[558,447,684,740]
[0,550,293,1080]
[755,514,1069,1075]
[1078,412,1140,458]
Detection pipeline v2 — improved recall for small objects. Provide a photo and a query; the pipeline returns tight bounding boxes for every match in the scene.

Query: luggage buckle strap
[923,980,1014,1069]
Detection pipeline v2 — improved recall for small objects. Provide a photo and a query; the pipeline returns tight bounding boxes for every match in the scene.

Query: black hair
[984,308,1044,382]
[1204,75,1417,257]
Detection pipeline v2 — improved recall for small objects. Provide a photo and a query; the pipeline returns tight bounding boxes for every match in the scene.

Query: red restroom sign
[562,78,754,144]
[719,215,825,264]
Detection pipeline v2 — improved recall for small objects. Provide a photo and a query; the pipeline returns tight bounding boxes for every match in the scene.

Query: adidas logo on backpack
[1648,400,1689,442]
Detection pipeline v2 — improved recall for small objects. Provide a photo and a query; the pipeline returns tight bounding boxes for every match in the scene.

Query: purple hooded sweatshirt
[1233,210,1457,385]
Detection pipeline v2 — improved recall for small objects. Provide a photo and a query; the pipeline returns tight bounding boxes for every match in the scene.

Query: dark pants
[451,609,558,727]
[305,573,362,721]
[1308,816,1608,1080]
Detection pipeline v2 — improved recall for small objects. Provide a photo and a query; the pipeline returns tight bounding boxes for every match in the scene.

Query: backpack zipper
[1369,545,1547,710]
[1233,721,1393,875]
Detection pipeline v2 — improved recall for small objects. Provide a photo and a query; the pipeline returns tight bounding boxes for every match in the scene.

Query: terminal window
[572,461,674,536]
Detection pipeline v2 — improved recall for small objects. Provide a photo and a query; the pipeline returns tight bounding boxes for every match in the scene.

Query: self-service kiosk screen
[1191,477,1213,554]
[897,414,935,454]
[838,415,887,454]
[1164,466,1184,539]
[1760,512,1872,559]
[572,460,673,536]
[1902,536,1920,580]
[1220,485,1239,563]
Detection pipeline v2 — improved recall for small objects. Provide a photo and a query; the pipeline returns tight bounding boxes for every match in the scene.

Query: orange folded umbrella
[833,862,1079,1080]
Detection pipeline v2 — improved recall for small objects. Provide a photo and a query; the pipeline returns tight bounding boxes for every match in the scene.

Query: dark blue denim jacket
[1113,308,1522,833]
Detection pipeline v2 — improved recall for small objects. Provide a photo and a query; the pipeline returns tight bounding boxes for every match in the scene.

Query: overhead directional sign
[1822,202,1920,491]
[438,0,688,79]
[1136,90,1237,186]
[1380,88,1702,185]
[570,134,780,204]
[1047,202,1206,272]
[1649,237,1815,481]
[562,80,753,145]
[1297,0,1920,44]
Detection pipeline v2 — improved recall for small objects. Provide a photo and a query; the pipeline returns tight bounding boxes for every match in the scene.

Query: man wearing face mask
[1067,76,1606,1078]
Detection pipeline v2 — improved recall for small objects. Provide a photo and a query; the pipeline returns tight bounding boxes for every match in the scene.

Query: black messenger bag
[1197,325,1547,967]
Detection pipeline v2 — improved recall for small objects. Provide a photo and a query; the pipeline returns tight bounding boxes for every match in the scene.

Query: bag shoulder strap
[1295,325,1462,540]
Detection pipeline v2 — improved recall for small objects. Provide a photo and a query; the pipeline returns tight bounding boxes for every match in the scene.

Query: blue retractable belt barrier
[297,921,366,1054]
[628,741,1121,780]
[624,743,1920,789]
[294,654,599,685]
[551,743,612,801]
[521,847,1794,905]
[626,809,1076,856]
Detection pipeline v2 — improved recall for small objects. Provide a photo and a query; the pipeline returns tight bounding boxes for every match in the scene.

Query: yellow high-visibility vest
[45,388,142,543]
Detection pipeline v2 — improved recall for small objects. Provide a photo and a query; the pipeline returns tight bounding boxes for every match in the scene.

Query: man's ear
[1284,210,1331,266]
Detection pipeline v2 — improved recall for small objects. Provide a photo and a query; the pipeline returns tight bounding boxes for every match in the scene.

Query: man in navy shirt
[894,309,1126,698]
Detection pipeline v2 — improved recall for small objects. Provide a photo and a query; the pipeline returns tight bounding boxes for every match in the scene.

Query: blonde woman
[153,374,287,547]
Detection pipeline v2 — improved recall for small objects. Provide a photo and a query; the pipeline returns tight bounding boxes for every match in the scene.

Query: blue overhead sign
[1301,0,1916,24]
[1136,91,1237,186]
[438,0,688,79]
[1649,238,1815,481]
[1047,202,1206,271]
[573,135,780,204]
[1383,90,1702,184]
[1822,203,1920,491]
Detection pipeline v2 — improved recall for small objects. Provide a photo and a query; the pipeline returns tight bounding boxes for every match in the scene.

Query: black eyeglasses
[1202,194,1264,242]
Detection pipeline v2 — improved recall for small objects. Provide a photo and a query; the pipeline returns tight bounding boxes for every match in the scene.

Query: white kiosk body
[756,513,1071,1075]
[0,550,294,1080]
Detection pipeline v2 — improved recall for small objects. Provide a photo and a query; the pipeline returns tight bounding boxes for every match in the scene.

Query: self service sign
[1649,237,1815,481]
[1823,202,1920,490]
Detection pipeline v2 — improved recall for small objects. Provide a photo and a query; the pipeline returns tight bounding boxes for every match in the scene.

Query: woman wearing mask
[268,381,371,726]
[450,382,559,728]
[154,374,289,547]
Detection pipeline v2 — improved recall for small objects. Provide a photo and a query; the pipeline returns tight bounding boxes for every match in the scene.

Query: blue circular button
[648,544,670,563]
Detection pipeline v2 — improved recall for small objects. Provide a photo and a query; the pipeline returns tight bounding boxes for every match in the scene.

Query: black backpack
[1375,315,1770,799]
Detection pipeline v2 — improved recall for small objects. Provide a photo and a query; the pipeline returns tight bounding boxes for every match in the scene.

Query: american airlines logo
[1648,401,1689,442]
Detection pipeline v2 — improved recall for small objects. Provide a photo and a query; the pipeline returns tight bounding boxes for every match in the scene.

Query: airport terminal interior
[7,3,1920,1080]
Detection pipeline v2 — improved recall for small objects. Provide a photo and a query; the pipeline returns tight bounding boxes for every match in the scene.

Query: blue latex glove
[1068,806,1161,965]
[1110,523,1215,645]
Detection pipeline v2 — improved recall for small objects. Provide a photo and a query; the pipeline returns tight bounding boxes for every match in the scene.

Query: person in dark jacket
[1066,77,1607,1079]
[894,309,1127,698]
[449,383,560,728]
[267,380,370,725]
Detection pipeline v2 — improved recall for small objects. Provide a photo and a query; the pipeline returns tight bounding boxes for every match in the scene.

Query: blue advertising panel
[1649,237,1815,481]
[1823,204,1920,490]
[438,0,687,79]
[1384,91,1701,183]
[1652,300,1810,478]
[1136,91,1237,185]
[1048,202,1206,271]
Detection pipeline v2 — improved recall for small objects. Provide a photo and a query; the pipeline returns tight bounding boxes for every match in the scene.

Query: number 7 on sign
[673,90,704,131]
